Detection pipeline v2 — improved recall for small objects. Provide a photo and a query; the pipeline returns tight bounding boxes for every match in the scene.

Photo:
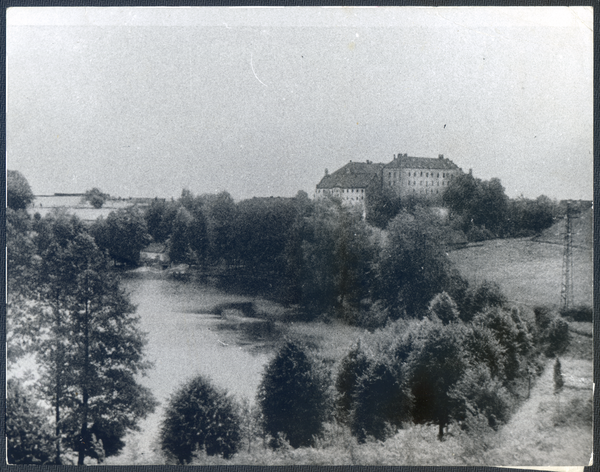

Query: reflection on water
[108,273,278,464]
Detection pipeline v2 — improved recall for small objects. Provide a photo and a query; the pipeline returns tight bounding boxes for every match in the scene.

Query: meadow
[447,238,592,309]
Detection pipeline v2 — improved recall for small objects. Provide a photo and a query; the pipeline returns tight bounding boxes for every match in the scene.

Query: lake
[105,274,277,464]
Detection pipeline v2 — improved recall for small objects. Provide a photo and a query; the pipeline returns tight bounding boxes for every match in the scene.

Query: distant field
[448,238,592,310]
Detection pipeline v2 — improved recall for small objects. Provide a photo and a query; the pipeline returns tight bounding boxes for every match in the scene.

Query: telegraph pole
[560,202,577,311]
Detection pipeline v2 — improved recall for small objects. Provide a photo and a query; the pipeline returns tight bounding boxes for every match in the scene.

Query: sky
[7,7,593,202]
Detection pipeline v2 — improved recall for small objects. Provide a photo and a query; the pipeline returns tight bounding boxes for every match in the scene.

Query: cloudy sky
[7,7,593,201]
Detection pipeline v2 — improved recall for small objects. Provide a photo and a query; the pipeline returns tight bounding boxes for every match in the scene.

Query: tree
[7,169,34,210]
[374,211,462,318]
[160,376,242,464]
[553,358,564,394]
[145,199,180,243]
[6,379,56,464]
[351,360,411,442]
[92,207,151,265]
[335,343,370,422]
[257,342,330,448]
[82,188,109,209]
[32,213,157,464]
[408,321,468,440]
[168,207,194,264]
[202,191,237,264]
[428,292,460,325]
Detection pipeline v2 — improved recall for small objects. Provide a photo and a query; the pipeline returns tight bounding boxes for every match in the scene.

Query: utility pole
[560,202,577,311]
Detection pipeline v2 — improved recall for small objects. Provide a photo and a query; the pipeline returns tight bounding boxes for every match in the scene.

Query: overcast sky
[7,7,593,201]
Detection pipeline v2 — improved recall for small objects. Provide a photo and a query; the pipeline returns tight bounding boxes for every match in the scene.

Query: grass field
[448,238,592,310]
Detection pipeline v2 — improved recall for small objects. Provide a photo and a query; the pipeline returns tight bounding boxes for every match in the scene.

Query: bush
[544,318,571,357]
[560,305,592,323]
[534,306,554,332]
[257,342,330,448]
[160,375,241,464]
[450,365,514,431]
[6,379,55,464]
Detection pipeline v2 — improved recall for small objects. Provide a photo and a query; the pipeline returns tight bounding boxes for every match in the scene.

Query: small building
[140,243,170,266]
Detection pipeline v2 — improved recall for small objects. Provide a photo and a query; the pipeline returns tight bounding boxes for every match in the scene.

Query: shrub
[160,375,241,464]
[560,305,593,323]
[6,379,55,464]
[553,358,564,393]
[450,365,514,431]
[544,318,571,357]
[533,306,554,332]
[257,341,330,448]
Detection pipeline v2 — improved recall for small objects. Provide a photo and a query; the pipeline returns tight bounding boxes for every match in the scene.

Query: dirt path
[486,357,592,467]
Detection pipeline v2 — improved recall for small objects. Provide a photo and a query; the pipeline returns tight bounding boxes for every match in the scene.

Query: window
[420,172,423,176]
[437,173,439,178]
[420,181,423,186]
[388,172,392,178]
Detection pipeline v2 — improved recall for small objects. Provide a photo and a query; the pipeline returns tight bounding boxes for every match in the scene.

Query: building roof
[385,154,460,171]
[316,161,385,189]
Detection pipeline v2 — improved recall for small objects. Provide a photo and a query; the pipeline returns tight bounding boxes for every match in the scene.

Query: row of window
[389,180,447,187]
[388,171,454,179]
[316,188,365,194]
[411,189,439,195]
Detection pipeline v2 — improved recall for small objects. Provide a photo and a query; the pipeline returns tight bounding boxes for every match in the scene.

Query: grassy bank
[448,238,592,309]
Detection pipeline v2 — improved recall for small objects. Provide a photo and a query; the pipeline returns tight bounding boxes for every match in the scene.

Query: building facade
[315,153,461,206]
[383,153,461,197]
[314,160,385,208]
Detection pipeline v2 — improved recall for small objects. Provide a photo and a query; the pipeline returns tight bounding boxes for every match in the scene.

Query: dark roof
[385,155,460,171]
[316,162,384,189]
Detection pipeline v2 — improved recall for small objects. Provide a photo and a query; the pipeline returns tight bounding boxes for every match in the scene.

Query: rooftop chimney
[438,154,444,159]
[325,168,328,176]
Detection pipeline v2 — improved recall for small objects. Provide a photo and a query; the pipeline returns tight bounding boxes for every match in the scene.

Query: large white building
[315,153,461,206]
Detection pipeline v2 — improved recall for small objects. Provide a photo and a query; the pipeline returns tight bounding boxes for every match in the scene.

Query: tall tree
[33,213,157,464]
[257,342,330,448]
[408,321,468,440]
[168,206,194,264]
